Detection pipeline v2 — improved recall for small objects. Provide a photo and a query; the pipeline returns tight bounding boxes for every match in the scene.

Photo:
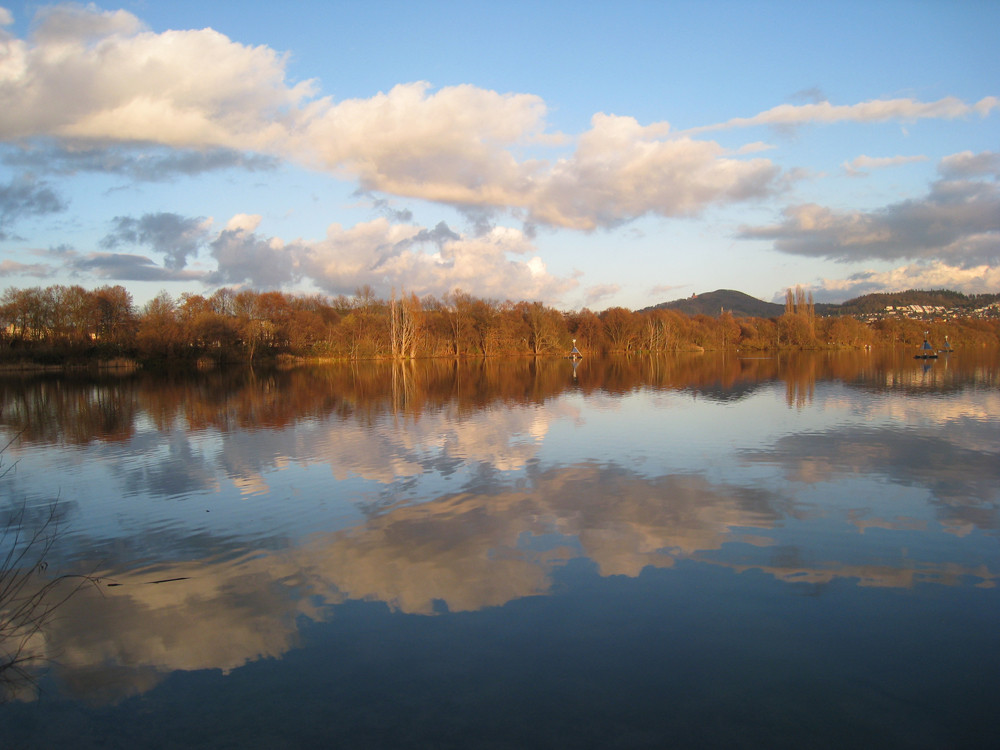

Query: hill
[640,289,785,318]
[834,289,1000,315]
[642,288,1000,318]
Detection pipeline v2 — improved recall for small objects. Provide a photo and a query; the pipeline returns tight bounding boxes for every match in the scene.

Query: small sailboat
[914,332,938,359]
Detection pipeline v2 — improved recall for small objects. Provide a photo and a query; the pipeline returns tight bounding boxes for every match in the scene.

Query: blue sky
[1,0,997,310]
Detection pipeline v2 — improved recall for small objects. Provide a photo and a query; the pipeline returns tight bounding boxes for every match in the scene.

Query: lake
[1,351,998,749]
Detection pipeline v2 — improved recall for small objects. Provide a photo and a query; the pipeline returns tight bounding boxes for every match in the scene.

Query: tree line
[8,349,993,451]
[1,284,998,366]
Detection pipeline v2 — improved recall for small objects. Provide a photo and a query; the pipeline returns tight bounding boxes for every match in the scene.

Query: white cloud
[1,4,994,248]
[31,201,575,302]
[842,154,928,176]
[0,5,313,148]
[225,213,262,233]
[299,81,552,197]
[303,94,783,229]
[302,219,577,302]
[0,6,782,230]
[206,217,577,304]
[528,114,781,229]
[688,96,1000,134]
[737,141,776,154]
[814,261,1000,299]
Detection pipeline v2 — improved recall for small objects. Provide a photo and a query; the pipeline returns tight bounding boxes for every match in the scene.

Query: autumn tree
[389,289,423,359]
[639,309,673,352]
[778,311,817,348]
[518,301,564,355]
[178,293,239,359]
[92,285,136,351]
[441,290,478,356]
[716,311,742,350]
[136,291,183,359]
[566,308,603,354]
[468,298,501,356]
[0,288,54,344]
[601,307,638,353]
[826,316,872,348]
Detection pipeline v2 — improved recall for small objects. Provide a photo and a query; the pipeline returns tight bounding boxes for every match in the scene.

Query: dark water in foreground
[1,351,998,748]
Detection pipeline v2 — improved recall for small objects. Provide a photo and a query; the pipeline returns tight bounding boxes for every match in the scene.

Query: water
[1,351,998,748]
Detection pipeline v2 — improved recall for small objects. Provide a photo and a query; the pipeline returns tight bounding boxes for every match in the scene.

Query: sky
[0,0,997,311]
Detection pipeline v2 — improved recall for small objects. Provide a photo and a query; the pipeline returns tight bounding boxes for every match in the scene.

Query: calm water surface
[1,352,998,748]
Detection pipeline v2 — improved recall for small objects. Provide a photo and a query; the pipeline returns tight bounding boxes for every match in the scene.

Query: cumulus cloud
[0,175,66,237]
[0,5,783,230]
[300,81,551,197]
[301,87,785,228]
[296,218,576,301]
[208,224,303,288]
[739,172,999,267]
[101,212,213,269]
[2,4,994,247]
[527,114,782,229]
[300,90,782,228]
[224,213,263,233]
[202,215,577,303]
[0,4,314,148]
[38,204,573,303]
[842,154,928,177]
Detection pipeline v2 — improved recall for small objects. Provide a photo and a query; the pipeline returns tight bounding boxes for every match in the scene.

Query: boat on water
[568,339,583,360]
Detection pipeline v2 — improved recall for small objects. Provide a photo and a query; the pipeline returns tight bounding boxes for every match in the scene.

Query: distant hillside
[641,288,1000,318]
[835,289,1000,315]
[640,289,784,318]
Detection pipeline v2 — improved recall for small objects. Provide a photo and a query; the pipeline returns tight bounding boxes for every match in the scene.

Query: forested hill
[640,290,784,318]
[834,289,1000,315]
[645,288,999,318]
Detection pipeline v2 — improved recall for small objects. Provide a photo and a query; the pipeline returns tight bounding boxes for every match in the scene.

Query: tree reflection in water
[0,351,997,748]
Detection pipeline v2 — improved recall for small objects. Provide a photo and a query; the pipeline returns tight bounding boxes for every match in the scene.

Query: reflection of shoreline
[26,459,996,705]
[3,351,996,448]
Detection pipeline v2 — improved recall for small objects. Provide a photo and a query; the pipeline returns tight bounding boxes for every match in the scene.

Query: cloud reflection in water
[2,352,997,708]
